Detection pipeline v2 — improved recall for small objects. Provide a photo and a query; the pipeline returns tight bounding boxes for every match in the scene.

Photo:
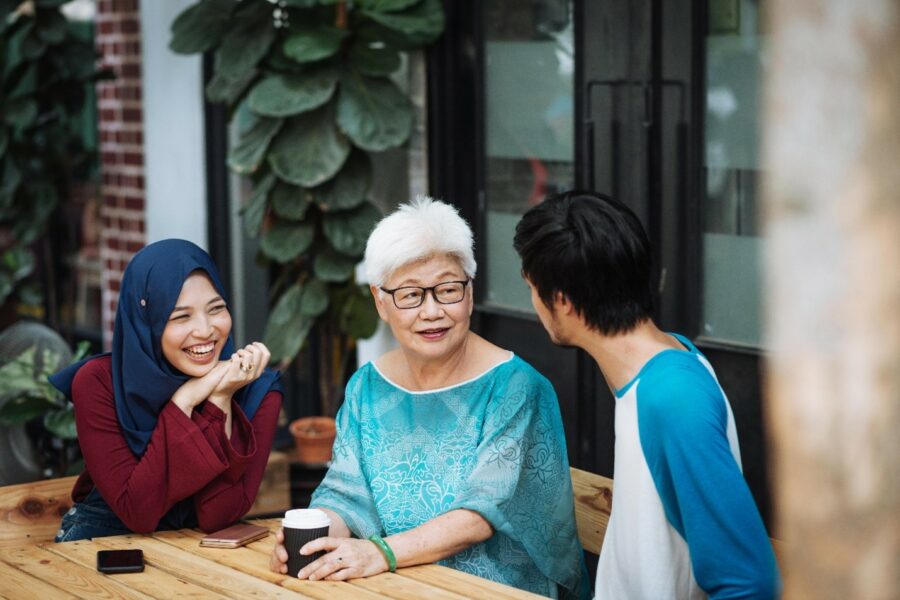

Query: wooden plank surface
[0,552,78,600]
[45,539,223,599]
[0,544,153,600]
[397,564,548,600]
[150,529,341,599]
[570,467,614,554]
[241,519,544,600]
[151,528,431,600]
[0,476,76,547]
[349,571,473,600]
[2,521,556,600]
[93,534,306,599]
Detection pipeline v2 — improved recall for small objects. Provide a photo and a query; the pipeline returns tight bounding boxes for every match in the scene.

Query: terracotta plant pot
[289,417,337,465]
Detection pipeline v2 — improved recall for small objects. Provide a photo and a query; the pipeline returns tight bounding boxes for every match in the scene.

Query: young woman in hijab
[50,239,282,541]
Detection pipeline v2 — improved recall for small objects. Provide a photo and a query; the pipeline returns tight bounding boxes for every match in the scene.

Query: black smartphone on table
[96,549,144,574]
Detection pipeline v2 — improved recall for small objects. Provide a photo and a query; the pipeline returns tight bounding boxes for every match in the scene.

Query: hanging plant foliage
[1,1,108,308]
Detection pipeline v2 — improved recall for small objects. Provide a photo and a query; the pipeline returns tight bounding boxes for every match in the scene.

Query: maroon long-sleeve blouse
[68,355,282,533]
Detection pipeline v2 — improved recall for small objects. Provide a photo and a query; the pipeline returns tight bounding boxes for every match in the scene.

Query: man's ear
[554,291,575,315]
[370,285,389,322]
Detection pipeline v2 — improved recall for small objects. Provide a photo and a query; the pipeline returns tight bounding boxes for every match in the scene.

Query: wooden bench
[0,476,76,547]
[570,466,785,578]
[570,467,614,554]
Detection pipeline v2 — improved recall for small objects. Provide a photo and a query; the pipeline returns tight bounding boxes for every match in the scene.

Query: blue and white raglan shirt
[594,334,780,600]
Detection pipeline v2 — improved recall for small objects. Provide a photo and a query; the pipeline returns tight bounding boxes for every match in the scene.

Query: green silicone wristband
[368,534,397,572]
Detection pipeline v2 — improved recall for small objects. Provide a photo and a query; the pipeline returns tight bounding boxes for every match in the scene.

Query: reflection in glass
[703,0,766,346]
[483,0,574,311]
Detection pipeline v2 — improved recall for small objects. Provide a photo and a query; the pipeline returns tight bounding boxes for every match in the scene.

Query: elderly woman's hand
[295,537,389,581]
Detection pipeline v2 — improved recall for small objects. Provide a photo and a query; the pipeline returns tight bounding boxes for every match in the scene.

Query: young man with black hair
[514,190,779,599]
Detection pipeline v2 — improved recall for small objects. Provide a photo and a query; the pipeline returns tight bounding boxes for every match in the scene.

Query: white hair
[364,196,477,287]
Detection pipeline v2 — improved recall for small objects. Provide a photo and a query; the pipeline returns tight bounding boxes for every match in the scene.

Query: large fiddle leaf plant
[0,1,105,309]
[170,0,444,415]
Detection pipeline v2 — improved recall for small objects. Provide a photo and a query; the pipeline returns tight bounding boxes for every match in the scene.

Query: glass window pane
[483,0,574,311]
[703,0,766,346]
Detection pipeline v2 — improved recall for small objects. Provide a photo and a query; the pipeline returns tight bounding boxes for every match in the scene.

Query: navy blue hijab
[51,239,280,456]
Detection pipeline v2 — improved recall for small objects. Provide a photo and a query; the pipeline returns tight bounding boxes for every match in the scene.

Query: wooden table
[0,518,545,599]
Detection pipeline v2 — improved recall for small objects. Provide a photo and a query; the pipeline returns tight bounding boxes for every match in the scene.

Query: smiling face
[160,272,232,377]
[372,254,474,364]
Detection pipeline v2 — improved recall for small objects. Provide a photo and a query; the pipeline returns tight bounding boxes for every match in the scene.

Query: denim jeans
[54,487,198,542]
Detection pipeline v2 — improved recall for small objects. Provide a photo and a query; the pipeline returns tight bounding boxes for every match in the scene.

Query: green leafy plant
[170,0,444,415]
[0,338,89,475]
[0,1,106,309]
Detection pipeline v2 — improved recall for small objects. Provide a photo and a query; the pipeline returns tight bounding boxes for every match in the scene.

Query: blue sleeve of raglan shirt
[637,357,781,599]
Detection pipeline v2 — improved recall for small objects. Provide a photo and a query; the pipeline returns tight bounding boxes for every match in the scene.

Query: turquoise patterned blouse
[310,355,587,599]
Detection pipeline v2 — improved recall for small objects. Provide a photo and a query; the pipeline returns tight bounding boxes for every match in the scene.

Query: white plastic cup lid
[282,508,331,529]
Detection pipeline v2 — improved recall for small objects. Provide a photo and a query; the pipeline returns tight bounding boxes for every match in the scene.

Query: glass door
[482,0,575,311]
[702,0,767,347]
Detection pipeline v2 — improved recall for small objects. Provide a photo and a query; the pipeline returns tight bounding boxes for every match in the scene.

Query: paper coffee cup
[282,508,331,576]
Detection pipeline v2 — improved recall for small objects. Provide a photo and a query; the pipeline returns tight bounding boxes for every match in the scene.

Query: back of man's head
[513,190,654,335]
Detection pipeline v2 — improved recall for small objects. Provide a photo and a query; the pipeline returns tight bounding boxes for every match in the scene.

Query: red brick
[120,64,141,78]
[119,175,143,189]
[122,108,141,123]
[112,0,138,14]
[116,130,141,145]
[120,86,142,101]
[123,197,144,211]
[115,132,144,147]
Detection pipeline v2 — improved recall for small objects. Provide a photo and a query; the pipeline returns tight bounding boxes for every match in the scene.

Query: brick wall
[96,0,146,349]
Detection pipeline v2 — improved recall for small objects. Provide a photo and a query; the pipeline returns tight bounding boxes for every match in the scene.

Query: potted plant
[288,415,337,464]
[169,0,444,461]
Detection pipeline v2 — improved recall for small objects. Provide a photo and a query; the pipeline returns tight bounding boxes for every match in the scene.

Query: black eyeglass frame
[379,279,472,309]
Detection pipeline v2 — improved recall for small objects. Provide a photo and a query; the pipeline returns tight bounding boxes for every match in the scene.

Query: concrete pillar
[763,1,900,597]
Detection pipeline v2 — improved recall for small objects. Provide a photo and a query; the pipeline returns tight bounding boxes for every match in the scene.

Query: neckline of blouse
[369,352,516,395]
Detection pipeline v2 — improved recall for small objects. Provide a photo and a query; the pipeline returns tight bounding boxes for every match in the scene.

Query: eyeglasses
[380,279,471,309]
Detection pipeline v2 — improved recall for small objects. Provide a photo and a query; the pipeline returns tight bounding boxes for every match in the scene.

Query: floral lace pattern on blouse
[310,356,586,599]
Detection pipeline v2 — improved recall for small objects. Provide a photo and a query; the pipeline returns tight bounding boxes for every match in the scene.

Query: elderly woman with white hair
[269,198,587,599]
